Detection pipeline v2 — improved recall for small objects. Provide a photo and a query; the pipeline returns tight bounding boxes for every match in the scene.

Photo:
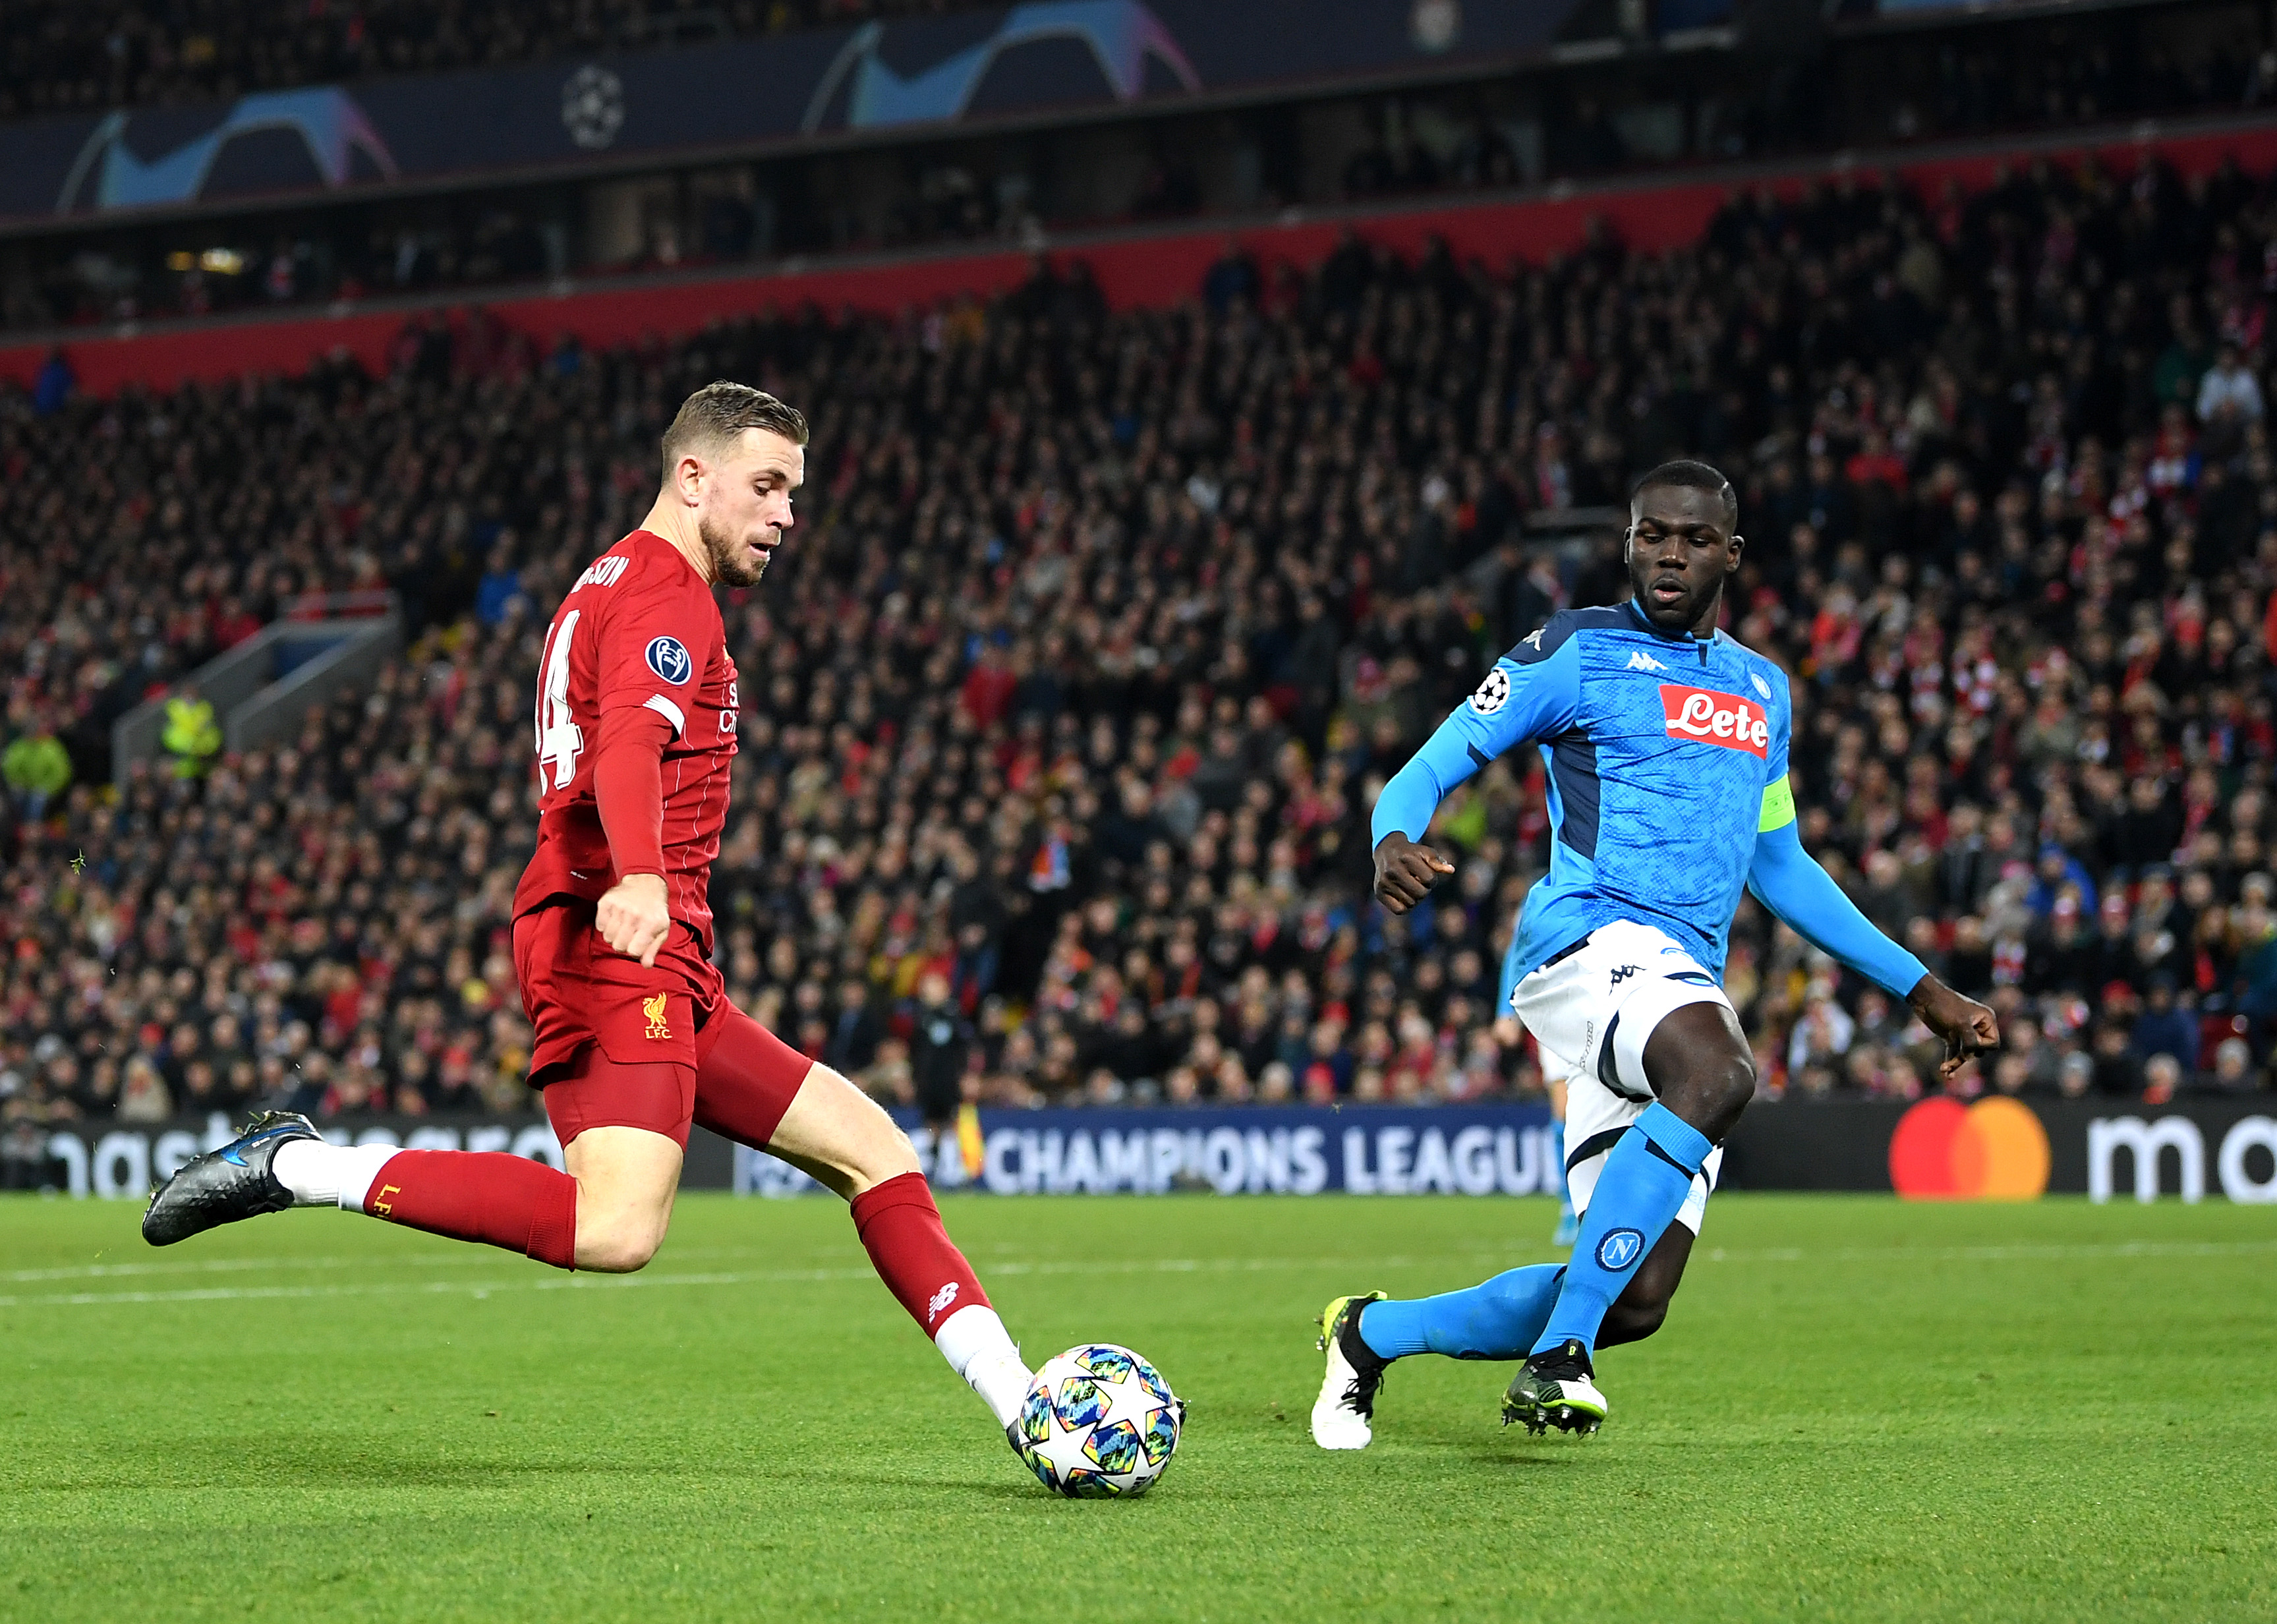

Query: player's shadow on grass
[123,1437,732,1491]
[1409,1432,1583,1470]
[778,1465,1058,1500]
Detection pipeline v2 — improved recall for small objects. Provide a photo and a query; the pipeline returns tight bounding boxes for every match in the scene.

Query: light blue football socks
[1530,1103,1713,1358]
[1355,1264,1565,1362]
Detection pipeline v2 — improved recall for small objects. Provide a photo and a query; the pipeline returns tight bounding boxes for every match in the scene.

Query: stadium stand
[5,150,2276,1128]
[0,0,1004,118]
[1,0,2255,132]
[0,6,2261,339]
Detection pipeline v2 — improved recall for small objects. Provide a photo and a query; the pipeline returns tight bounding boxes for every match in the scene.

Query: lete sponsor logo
[1658,684,1769,757]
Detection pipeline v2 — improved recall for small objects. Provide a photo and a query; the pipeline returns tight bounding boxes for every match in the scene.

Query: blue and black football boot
[142,1111,321,1246]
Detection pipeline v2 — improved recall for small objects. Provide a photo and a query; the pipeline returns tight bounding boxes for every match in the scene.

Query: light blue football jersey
[1379,602,1795,981]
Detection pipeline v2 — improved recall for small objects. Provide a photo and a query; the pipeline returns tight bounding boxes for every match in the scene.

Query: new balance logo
[1625,651,1668,672]
[926,1281,960,1323]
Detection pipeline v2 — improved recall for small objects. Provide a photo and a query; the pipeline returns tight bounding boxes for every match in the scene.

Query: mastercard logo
[1888,1096,2050,1200]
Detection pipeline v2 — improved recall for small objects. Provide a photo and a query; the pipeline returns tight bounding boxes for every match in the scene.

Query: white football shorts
[1511,919,1731,1235]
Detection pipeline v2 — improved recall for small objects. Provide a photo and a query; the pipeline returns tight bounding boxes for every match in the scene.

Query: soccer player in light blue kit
[1311,461,1997,1447]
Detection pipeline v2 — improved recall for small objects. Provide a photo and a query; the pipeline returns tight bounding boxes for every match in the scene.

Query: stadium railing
[111,597,404,782]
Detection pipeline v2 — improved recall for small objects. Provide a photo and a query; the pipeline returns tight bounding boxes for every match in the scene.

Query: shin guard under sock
[848,1171,991,1336]
[360,1149,579,1269]
[1530,1103,1712,1358]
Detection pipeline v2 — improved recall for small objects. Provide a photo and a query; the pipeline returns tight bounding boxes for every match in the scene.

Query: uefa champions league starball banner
[737,1104,1562,1198]
[0,0,1663,227]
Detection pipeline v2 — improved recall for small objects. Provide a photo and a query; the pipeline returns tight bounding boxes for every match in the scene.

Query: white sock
[935,1304,1029,1428]
[270,1140,401,1210]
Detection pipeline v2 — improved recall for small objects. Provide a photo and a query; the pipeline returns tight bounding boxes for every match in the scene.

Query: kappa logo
[1522,627,1545,651]
[1625,651,1668,672]
[645,635,693,685]
[643,993,672,1039]
[926,1281,960,1323]
[1596,1228,1645,1270]
[1659,684,1770,758]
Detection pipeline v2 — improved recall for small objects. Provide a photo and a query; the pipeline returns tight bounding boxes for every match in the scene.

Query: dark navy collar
[1622,598,1716,645]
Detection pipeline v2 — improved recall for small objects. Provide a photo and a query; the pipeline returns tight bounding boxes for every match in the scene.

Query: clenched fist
[1373,831,1456,914]
[596,872,672,967]
[1906,974,2000,1080]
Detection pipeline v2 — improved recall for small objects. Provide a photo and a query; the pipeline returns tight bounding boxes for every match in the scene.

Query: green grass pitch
[3,1192,2272,1622]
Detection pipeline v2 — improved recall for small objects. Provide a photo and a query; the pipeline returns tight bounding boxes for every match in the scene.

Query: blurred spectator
[2131,981,2197,1070]
[32,349,72,416]
[2,709,72,820]
[2197,343,2266,432]
[908,972,975,1136]
[1,1111,58,1188]
[161,686,223,779]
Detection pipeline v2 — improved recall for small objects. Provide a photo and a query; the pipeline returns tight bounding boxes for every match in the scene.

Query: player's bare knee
[1655,1049,1755,1142]
[578,1213,666,1273]
[795,1065,921,1195]
[1696,1051,1756,1124]
[840,1106,922,1196]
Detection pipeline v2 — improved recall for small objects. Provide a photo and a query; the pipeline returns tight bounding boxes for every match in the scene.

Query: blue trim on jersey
[1507,604,1633,662]
[1616,598,1710,645]
[1549,734,1600,859]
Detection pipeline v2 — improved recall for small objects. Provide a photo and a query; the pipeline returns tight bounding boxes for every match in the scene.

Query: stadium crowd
[5,149,2277,1130]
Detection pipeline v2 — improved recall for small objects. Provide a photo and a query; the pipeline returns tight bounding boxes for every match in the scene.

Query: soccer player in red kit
[144,382,1035,1444]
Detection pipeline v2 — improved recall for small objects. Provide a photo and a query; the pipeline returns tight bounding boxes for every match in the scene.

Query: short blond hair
[659,380,808,481]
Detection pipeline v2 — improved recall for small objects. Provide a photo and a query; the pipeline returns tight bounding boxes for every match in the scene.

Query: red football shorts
[513,898,813,1151]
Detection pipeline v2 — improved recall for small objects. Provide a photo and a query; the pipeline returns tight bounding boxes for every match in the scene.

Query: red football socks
[848,1171,989,1337]
[362,1149,579,1270]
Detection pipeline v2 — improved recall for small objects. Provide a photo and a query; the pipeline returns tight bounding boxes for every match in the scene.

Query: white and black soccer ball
[1014,1343,1184,1498]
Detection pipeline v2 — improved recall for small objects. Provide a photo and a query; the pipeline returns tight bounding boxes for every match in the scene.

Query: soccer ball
[1014,1343,1184,1498]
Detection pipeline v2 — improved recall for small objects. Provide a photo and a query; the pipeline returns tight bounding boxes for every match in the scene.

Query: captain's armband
[1759,774,1797,833]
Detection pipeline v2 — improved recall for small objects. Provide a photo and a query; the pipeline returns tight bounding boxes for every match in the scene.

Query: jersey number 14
[534,609,584,791]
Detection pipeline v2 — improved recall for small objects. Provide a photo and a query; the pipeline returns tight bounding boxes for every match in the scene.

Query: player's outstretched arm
[1745,810,1997,1078]
[1370,621,1585,915]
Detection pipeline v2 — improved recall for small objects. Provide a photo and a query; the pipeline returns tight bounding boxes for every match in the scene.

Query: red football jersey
[513,529,739,952]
